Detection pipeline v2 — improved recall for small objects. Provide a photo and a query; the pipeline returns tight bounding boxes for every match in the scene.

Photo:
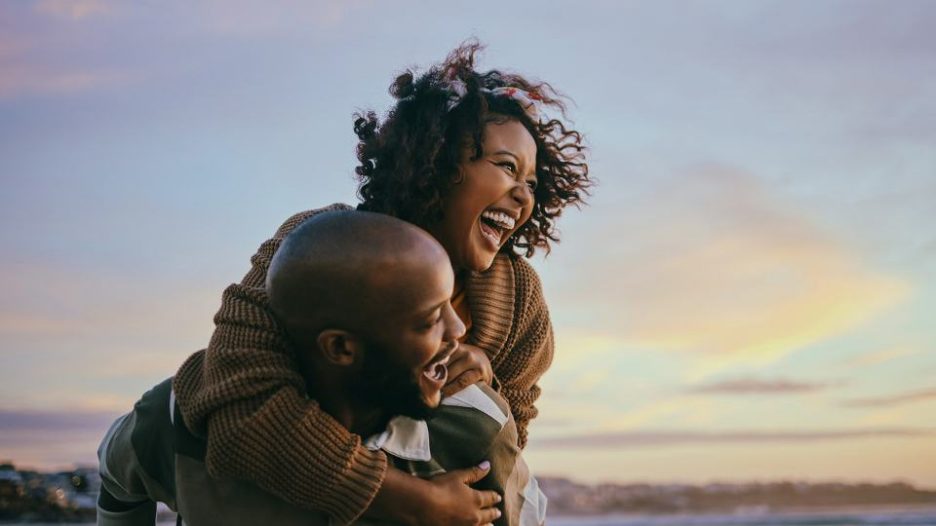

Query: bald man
[97,211,547,526]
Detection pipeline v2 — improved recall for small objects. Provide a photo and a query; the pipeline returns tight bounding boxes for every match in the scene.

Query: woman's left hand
[442,343,494,397]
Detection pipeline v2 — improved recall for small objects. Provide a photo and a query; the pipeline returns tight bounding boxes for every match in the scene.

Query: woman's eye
[499,161,517,173]
[526,179,538,191]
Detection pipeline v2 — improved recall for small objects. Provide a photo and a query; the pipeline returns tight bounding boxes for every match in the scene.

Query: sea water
[8,508,936,525]
[548,507,936,526]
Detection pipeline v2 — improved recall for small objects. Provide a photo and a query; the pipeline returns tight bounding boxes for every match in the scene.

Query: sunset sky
[2,1,934,487]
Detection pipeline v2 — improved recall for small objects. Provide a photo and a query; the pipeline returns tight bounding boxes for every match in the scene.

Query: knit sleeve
[492,257,555,449]
[171,204,388,526]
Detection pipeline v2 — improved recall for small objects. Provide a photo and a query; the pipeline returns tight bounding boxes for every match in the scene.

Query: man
[97,211,546,525]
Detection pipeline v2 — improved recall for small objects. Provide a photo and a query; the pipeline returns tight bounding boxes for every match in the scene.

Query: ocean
[7,507,936,525]
[548,507,936,526]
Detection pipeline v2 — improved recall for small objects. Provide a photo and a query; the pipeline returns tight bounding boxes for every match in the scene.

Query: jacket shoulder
[273,203,355,237]
[506,255,545,303]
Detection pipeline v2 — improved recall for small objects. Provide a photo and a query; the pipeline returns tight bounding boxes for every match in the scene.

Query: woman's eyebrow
[492,150,534,167]
[492,149,517,158]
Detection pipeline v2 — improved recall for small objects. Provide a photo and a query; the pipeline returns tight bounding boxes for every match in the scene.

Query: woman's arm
[172,206,502,525]
[173,205,392,525]
[490,257,555,449]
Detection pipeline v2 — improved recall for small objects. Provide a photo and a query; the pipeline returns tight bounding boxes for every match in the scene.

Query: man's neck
[327,399,390,438]
[307,374,390,438]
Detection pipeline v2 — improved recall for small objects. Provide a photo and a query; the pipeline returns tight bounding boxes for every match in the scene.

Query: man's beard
[352,341,437,422]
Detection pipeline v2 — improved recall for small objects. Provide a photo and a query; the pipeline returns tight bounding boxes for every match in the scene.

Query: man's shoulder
[441,383,511,426]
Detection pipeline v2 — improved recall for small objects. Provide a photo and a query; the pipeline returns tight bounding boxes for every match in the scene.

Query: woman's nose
[511,181,534,207]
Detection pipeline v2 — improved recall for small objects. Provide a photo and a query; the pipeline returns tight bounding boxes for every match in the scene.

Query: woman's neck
[452,269,466,296]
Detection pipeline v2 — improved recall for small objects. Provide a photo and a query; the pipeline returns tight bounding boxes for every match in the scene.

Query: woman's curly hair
[354,40,591,257]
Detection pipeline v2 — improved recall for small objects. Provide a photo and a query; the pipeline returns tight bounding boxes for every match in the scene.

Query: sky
[1,0,935,488]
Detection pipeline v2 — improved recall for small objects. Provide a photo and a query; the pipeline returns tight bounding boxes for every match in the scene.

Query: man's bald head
[266,210,450,353]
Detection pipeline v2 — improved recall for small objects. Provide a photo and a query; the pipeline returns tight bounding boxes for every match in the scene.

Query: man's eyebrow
[417,299,448,318]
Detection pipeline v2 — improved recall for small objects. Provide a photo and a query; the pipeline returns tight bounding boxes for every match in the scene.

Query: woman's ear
[316,330,362,367]
[453,164,465,184]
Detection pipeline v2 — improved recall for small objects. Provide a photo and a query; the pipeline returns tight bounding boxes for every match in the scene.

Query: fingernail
[495,509,502,517]
[495,494,503,503]
[479,460,491,470]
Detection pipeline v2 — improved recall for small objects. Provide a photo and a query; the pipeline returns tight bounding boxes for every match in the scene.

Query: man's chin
[423,390,443,409]
[395,401,437,421]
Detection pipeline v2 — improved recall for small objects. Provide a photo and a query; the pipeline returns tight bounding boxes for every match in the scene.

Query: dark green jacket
[97,379,546,525]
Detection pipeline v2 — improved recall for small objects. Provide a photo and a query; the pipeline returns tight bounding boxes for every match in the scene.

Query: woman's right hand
[420,462,503,525]
[369,461,502,526]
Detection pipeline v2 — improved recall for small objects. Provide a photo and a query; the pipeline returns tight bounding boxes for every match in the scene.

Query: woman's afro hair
[354,40,592,258]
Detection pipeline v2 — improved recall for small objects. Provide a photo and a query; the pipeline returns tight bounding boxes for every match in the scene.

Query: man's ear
[316,329,362,367]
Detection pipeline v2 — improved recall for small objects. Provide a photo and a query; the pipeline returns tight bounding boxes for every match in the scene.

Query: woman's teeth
[481,210,516,230]
[480,210,516,246]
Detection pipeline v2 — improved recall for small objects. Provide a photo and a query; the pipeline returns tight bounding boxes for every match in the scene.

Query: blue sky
[1,0,935,486]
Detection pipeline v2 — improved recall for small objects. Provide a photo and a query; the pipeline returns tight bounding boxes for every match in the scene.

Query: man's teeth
[481,210,516,230]
[425,362,447,381]
[425,355,451,380]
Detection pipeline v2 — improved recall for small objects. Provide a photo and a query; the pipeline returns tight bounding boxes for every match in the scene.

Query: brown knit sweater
[172,205,555,525]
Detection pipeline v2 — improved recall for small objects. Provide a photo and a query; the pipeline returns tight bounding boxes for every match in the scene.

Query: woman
[172,41,591,525]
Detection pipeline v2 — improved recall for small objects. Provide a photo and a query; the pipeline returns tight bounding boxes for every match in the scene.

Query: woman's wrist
[365,465,431,525]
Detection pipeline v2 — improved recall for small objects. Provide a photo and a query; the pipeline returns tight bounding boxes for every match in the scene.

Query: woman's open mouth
[479,209,517,250]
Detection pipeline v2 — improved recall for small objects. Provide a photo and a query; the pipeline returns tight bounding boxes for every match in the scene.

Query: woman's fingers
[472,488,502,525]
[474,488,502,508]
[476,504,502,524]
[459,461,492,484]
[443,344,494,396]
[443,367,483,397]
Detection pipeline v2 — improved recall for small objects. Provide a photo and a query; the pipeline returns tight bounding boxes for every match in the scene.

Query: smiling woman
[427,119,538,273]
[170,41,592,526]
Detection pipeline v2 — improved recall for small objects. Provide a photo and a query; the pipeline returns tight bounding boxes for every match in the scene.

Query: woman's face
[428,118,538,272]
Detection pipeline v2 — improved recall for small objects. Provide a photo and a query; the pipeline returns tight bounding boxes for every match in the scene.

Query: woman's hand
[368,462,502,526]
[443,343,494,397]
[419,462,503,525]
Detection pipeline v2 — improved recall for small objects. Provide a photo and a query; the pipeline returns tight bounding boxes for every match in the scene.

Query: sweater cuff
[317,445,389,525]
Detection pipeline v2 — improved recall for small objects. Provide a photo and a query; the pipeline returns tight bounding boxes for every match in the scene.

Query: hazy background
[2,0,934,487]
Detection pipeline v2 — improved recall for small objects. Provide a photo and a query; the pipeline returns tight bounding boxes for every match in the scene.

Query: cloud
[0,261,217,411]
[34,0,113,20]
[196,0,371,36]
[689,377,836,395]
[843,387,936,408]
[845,347,919,368]
[0,408,120,433]
[531,427,936,449]
[0,65,137,99]
[0,406,126,470]
[0,262,216,341]
[593,397,719,431]
[548,165,909,374]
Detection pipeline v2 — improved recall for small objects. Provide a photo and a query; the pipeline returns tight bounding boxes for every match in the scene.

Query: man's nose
[444,303,467,341]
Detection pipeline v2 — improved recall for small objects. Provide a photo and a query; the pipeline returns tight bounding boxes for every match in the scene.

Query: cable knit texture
[172,204,554,525]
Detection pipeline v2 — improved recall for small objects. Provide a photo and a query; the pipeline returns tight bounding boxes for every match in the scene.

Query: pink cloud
[532,427,936,449]
[0,65,137,98]
[34,0,112,20]
[689,377,837,395]
[843,387,936,408]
